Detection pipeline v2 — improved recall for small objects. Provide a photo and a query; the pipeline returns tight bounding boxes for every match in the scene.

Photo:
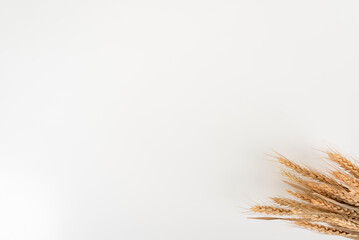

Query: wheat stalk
[250,150,359,238]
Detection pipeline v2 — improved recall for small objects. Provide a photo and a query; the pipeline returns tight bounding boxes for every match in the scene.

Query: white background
[1,0,359,239]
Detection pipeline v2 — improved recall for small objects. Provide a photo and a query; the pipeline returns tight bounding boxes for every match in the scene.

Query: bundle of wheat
[250,151,359,239]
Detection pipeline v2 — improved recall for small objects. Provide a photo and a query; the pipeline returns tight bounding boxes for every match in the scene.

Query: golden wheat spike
[294,221,359,238]
[302,214,359,232]
[277,155,337,185]
[281,171,345,202]
[327,152,359,179]
[250,205,295,215]
[332,171,359,189]
[271,197,330,214]
[287,190,359,219]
